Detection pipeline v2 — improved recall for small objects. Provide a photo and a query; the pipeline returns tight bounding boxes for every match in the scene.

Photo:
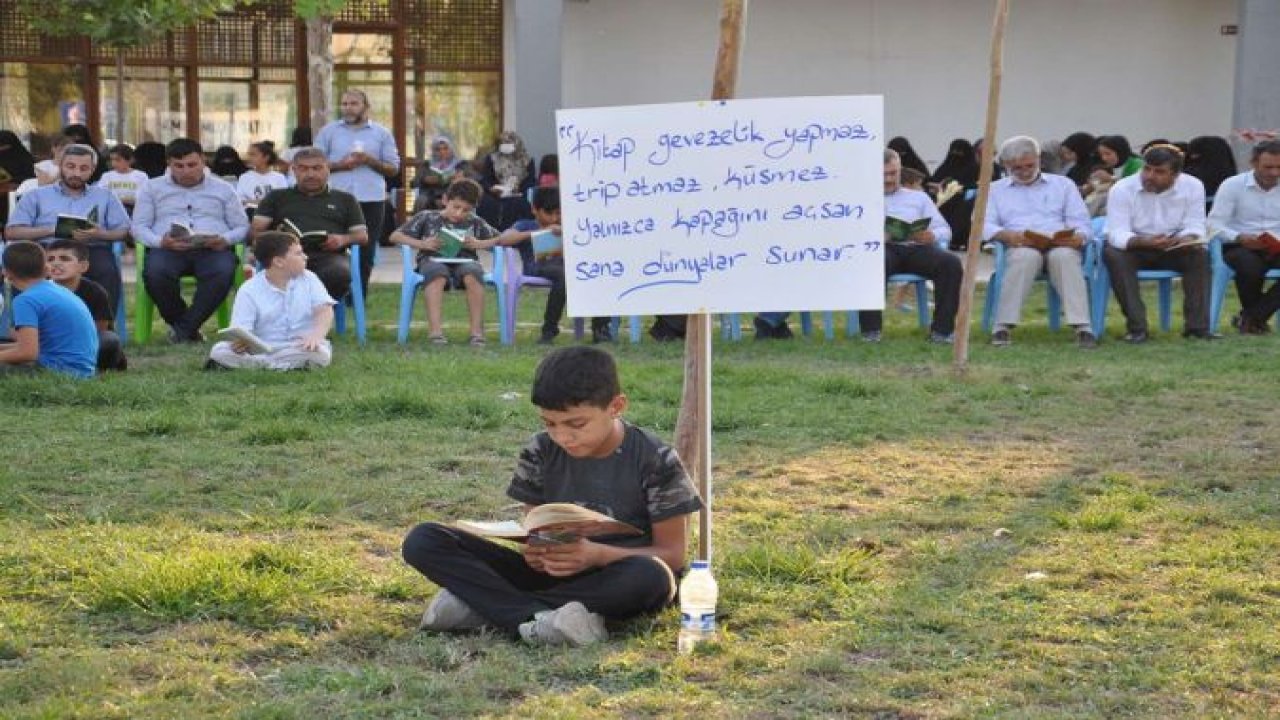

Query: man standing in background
[315,89,401,297]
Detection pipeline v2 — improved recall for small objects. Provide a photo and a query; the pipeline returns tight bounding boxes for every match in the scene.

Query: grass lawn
[1,282,1278,718]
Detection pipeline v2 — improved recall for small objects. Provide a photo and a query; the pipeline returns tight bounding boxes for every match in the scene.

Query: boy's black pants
[402,522,674,634]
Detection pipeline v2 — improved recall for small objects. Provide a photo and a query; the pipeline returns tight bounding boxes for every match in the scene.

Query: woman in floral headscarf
[415,135,464,211]
[480,130,535,230]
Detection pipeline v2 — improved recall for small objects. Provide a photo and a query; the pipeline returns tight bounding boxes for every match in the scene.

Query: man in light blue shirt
[5,144,130,310]
[1207,140,1280,334]
[984,136,1095,348]
[132,138,249,343]
[314,89,401,294]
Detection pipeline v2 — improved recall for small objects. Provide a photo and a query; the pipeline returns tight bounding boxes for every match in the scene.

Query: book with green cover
[437,226,466,258]
[54,214,95,240]
[885,216,931,243]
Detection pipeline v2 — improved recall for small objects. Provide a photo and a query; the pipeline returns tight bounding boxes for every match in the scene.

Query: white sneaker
[419,589,487,632]
[518,601,608,647]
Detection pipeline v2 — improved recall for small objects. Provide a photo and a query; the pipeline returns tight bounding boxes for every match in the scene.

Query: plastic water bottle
[677,559,718,654]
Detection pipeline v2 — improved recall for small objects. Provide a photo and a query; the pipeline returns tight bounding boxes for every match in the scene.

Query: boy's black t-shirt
[506,421,703,548]
[71,277,112,329]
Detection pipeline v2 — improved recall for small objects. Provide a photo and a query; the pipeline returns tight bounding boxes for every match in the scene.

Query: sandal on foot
[429,334,448,345]
[469,335,487,347]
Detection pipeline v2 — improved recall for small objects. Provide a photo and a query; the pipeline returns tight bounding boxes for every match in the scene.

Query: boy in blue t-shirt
[0,241,98,378]
[495,186,615,343]
[402,346,703,647]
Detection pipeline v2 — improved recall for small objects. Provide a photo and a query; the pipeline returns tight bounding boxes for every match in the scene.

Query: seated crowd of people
[2,113,1279,378]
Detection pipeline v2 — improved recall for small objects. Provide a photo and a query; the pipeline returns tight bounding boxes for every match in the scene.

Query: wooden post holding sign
[954,0,1011,370]
[555,93,886,561]
[679,0,748,563]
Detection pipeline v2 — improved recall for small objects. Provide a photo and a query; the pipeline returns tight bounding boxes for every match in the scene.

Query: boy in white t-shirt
[96,144,150,213]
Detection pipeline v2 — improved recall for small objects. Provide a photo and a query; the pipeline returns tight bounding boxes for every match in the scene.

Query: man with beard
[1207,140,1280,334]
[5,144,130,310]
[132,138,249,343]
[1103,144,1212,342]
[315,89,400,296]
[249,146,368,302]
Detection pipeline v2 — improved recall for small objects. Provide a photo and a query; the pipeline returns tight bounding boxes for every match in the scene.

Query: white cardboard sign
[555,95,885,317]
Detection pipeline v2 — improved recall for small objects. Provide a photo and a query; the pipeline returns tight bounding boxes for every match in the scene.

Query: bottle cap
[691,559,709,570]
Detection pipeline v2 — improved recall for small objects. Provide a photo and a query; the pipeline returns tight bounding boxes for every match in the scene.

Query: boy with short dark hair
[496,185,615,344]
[46,238,127,371]
[0,241,98,378]
[206,231,335,370]
[390,178,499,346]
[402,346,703,647]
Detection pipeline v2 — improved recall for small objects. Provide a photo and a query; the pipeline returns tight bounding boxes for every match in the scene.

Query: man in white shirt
[859,148,960,343]
[1207,140,1280,334]
[1103,145,1212,342]
[984,136,1096,348]
[314,89,401,296]
[206,231,335,370]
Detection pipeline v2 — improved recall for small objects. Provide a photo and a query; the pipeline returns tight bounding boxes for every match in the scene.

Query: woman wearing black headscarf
[0,130,36,229]
[133,141,167,178]
[930,139,980,250]
[888,136,930,177]
[1184,135,1237,202]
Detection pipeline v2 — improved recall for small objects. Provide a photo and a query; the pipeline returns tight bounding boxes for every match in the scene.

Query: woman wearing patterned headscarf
[480,130,536,230]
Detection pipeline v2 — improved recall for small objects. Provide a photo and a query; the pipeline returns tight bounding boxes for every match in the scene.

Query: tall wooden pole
[674,0,748,562]
[953,0,1010,370]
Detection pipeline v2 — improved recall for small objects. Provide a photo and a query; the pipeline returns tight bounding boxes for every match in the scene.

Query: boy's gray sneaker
[419,590,486,632]
[518,601,608,647]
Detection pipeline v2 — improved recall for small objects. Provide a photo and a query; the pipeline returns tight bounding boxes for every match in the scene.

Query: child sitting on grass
[0,241,98,378]
[390,178,499,346]
[205,231,335,371]
[402,346,703,647]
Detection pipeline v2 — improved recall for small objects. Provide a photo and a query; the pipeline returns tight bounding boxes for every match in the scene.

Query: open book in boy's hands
[456,503,641,544]
[530,229,562,260]
[217,326,275,355]
[1022,229,1079,251]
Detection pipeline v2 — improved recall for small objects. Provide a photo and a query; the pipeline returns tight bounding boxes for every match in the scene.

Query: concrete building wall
[559,0,1238,168]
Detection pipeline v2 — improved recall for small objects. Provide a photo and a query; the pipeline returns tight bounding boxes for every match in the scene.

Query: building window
[0,62,85,151]
[99,65,187,146]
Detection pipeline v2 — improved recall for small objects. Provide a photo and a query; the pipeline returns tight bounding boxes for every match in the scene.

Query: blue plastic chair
[112,241,129,346]
[1207,235,1280,333]
[981,237,1097,333]
[397,244,498,344]
[1089,217,1180,336]
[330,244,367,344]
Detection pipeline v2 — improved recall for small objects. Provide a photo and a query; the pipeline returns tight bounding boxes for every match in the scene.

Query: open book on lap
[456,503,641,545]
[1022,229,1078,251]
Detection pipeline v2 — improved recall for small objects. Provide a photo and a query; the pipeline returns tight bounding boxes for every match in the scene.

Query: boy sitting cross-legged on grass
[402,346,703,646]
[390,178,500,346]
[205,231,335,371]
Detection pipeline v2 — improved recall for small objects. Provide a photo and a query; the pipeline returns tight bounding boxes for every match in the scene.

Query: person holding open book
[1207,140,1280,335]
[402,346,703,647]
[250,147,367,303]
[1103,144,1212,343]
[132,138,249,343]
[858,148,961,344]
[495,185,615,344]
[206,231,335,371]
[984,136,1096,348]
[390,178,499,346]
[4,143,130,312]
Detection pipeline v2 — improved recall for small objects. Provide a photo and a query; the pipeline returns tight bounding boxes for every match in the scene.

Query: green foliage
[18,0,235,49]
[294,0,350,20]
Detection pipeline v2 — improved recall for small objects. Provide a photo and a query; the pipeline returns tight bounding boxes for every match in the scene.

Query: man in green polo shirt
[250,146,368,301]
